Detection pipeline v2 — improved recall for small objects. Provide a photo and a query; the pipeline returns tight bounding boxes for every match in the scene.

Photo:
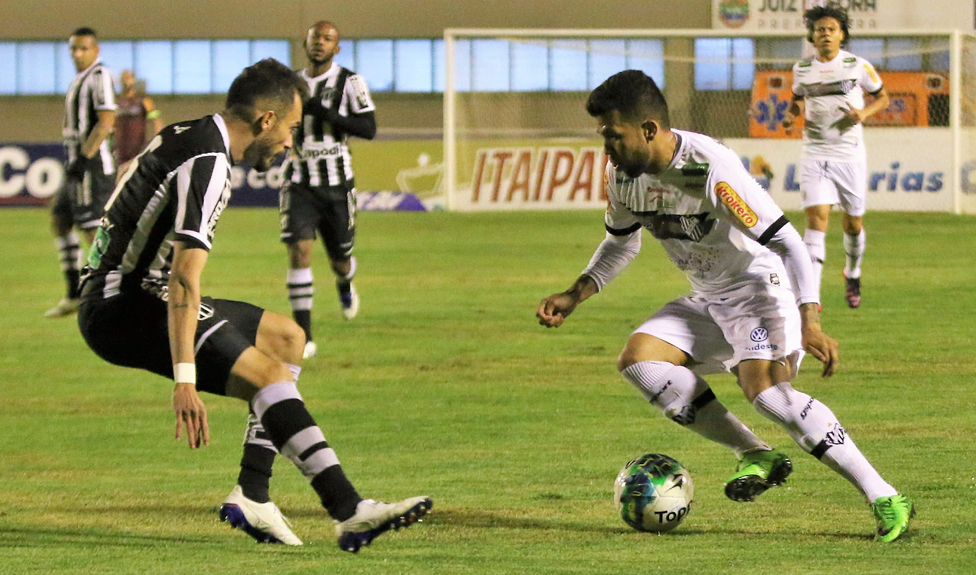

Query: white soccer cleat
[303,340,318,359]
[219,485,303,545]
[44,297,80,318]
[340,283,359,320]
[335,496,432,553]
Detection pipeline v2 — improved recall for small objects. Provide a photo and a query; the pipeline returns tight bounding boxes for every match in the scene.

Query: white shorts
[799,158,867,216]
[634,284,804,376]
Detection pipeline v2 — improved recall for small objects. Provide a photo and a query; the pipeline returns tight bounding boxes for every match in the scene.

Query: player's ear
[641,120,659,142]
[253,110,276,135]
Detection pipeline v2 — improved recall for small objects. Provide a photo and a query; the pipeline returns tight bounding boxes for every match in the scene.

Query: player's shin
[621,361,769,456]
[55,231,83,299]
[752,382,896,502]
[287,268,314,341]
[844,229,865,279]
[252,381,362,521]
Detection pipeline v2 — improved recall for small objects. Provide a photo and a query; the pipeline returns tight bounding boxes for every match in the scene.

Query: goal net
[442,29,975,214]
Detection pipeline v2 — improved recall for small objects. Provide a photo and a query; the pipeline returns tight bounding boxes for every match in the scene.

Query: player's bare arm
[80,109,116,159]
[799,302,839,377]
[168,241,211,449]
[841,86,890,126]
[537,274,598,328]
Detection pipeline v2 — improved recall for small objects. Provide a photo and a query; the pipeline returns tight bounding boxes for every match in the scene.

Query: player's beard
[244,137,281,172]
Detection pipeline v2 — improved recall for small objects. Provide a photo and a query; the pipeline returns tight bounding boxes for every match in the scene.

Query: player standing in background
[281,20,377,358]
[783,6,889,309]
[45,27,116,318]
[114,70,163,166]
[77,59,430,552]
[537,70,913,542]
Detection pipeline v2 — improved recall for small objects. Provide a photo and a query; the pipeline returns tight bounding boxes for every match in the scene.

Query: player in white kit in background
[537,70,913,542]
[783,6,889,309]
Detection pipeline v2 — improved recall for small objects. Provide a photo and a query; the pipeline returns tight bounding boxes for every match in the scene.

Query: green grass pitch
[1,207,974,574]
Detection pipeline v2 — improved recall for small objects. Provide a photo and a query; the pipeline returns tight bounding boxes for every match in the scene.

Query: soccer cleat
[44,297,80,318]
[844,274,861,309]
[335,496,432,553]
[339,282,359,320]
[724,449,793,502]
[871,494,915,542]
[219,485,303,545]
[303,340,318,359]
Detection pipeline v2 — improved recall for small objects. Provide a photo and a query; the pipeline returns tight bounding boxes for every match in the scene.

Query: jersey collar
[210,113,233,164]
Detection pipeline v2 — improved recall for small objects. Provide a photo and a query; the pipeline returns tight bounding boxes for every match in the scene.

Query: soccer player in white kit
[537,70,913,542]
[783,6,889,309]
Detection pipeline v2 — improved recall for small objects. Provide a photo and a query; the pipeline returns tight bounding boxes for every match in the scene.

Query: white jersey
[791,50,883,161]
[288,65,375,188]
[604,130,795,296]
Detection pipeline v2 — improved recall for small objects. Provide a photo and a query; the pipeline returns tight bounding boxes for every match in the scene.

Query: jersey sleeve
[706,154,789,247]
[858,58,884,95]
[346,73,376,114]
[173,153,231,251]
[603,164,641,237]
[90,67,117,111]
[791,62,805,99]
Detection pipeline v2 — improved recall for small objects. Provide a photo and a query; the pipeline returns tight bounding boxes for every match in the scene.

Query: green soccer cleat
[724,449,793,502]
[871,494,915,542]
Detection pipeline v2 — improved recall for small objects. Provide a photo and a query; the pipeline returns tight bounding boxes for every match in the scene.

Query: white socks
[844,229,865,279]
[753,382,896,502]
[621,361,769,456]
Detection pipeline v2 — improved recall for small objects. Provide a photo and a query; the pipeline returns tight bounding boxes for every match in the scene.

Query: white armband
[581,231,641,292]
[173,362,196,386]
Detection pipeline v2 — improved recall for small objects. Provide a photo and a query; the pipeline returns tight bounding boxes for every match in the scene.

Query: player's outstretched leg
[724,448,793,502]
[871,493,915,542]
[251,379,431,552]
[752,382,912,541]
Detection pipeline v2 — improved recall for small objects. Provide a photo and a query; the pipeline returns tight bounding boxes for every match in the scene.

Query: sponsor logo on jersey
[715,182,758,227]
[750,327,769,342]
[864,63,880,84]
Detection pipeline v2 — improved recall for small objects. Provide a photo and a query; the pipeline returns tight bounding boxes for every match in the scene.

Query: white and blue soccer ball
[613,453,694,533]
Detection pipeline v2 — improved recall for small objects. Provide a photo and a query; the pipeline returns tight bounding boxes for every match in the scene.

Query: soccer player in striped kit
[281,20,377,359]
[77,59,430,551]
[46,27,116,318]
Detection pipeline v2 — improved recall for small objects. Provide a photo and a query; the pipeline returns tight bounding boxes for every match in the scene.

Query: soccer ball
[613,453,694,533]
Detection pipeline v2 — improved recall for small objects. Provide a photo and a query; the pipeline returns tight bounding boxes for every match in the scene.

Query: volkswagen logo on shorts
[750,327,769,342]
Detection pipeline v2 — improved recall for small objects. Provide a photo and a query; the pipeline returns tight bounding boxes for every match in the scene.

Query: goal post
[442,28,976,214]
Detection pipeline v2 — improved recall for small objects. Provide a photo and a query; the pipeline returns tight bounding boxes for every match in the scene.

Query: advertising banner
[0,143,428,211]
[728,128,956,211]
[713,0,973,32]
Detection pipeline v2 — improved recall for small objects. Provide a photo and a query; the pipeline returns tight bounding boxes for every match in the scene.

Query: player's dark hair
[805,5,850,46]
[225,58,309,121]
[586,70,670,129]
[71,27,97,39]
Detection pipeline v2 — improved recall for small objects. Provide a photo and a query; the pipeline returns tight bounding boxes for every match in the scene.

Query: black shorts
[52,168,115,230]
[77,290,264,396]
[279,180,356,260]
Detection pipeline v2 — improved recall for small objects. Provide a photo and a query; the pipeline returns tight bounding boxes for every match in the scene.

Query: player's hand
[536,292,579,328]
[802,326,839,378]
[173,382,210,449]
[841,104,865,126]
[66,156,88,182]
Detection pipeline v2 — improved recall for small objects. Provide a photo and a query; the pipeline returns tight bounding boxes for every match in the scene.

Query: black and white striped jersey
[63,58,116,174]
[286,65,375,188]
[81,114,233,302]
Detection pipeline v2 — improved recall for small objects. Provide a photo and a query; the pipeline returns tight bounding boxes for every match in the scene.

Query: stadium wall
[0,0,710,143]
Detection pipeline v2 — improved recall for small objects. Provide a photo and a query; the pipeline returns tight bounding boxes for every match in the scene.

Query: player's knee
[278,320,306,359]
